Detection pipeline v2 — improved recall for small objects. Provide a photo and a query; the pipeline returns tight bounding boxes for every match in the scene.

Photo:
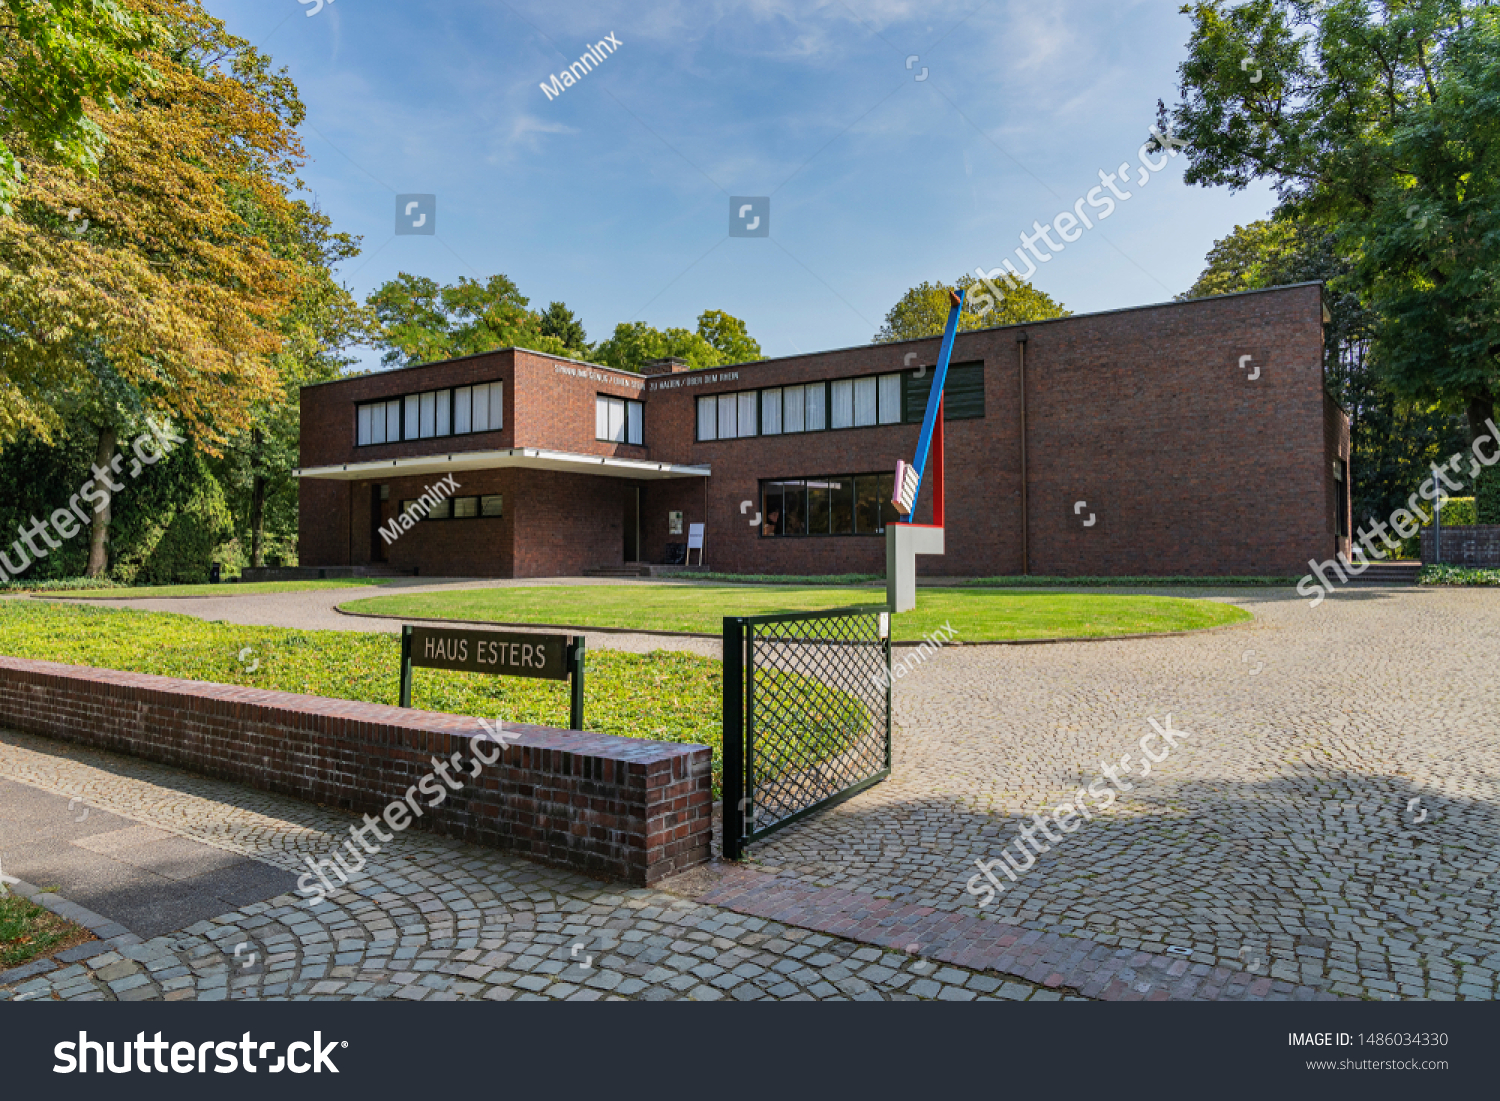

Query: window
[596,396,643,445]
[697,395,718,441]
[357,399,403,446]
[783,385,804,433]
[904,361,985,422]
[356,381,502,446]
[453,496,479,519]
[481,494,504,518]
[830,379,854,429]
[737,392,757,438]
[878,374,902,424]
[759,472,899,537]
[761,388,782,435]
[718,393,737,439]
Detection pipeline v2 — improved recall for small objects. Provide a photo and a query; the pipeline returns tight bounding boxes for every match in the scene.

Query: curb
[0,877,142,989]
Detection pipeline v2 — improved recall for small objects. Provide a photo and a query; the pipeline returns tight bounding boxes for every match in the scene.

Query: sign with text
[408,626,569,681]
[399,625,585,729]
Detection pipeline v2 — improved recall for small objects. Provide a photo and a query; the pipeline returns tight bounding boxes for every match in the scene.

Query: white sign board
[687,523,705,550]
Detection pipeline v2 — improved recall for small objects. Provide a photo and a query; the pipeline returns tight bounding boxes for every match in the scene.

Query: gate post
[723,616,745,861]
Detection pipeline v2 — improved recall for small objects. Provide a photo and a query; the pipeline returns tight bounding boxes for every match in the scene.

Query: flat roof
[305,282,1325,392]
[294,447,712,482]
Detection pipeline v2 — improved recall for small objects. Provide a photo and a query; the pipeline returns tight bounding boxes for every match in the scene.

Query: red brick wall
[0,656,711,884]
[297,286,1348,578]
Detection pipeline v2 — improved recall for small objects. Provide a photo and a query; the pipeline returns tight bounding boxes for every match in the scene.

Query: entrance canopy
[295,446,711,482]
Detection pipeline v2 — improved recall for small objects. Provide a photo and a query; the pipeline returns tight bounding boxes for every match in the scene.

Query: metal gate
[722,606,892,859]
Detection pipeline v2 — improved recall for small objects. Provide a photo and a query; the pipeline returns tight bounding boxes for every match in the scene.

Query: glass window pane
[596,396,609,440]
[470,384,489,433]
[854,377,878,426]
[436,389,451,436]
[698,396,717,440]
[608,398,625,442]
[879,374,901,424]
[454,387,471,434]
[782,480,807,535]
[807,477,831,535]
[855,475,881,533]
[831,379,854,428]
[453,496,479,519]
[878,471,899,529]
[405,396,419,440]
[761,482,783,536]
[371,403,387,445]
[627,401,643,445]
[491,381,503,430]
[761,388,781,435]
[737,392,757,438]
[783,386,804,433]
[718,393,737,439]
[428,498,451,520]
[357,405,372,446]
[830,476,854,534]
[388,401,401,442]
[481,494,504,517]
[806,382,826,430]
[420,392,436,438]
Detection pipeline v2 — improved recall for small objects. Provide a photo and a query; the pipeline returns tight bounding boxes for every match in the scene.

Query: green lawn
[0,894,92,970]
[52,579,386,599]
[340,584,1251,642]
[0,600,729,791]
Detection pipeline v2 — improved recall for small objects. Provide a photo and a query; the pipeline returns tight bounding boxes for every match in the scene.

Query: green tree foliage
[1182,215,1468,529]
[591,321,725,371]
[873,276,1069,343]
[537,300,588,353]
[0,0,160,214]
[367,273,579,366]
[696,309,762,363]
[1163,0,1500,444]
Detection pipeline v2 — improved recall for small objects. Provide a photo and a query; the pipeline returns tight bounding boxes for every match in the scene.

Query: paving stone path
[0,732,1062,1002]
[743,585,1500,1001]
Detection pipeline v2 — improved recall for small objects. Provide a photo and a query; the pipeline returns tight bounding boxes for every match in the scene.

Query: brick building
[295,282,1351,578]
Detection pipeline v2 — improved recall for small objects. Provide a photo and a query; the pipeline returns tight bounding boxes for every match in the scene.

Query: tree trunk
[85,425,116,578]
[1467,391,1496,446]
[249,427,266,568]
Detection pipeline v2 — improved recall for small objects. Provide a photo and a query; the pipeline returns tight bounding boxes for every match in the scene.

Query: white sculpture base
[885,523,945,613]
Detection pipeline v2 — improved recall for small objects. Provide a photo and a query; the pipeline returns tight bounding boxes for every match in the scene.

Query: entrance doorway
[371,485,387,563]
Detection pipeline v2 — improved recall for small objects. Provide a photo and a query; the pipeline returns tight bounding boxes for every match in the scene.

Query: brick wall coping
[0,654,699,767]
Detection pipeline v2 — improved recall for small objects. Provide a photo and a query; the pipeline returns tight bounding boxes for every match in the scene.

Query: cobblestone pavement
[0,732,1063,1002]
[744,585,1500,1001]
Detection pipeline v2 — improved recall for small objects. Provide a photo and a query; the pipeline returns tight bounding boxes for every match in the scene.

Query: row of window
[760,473,901,537]
[400,494,504,520]
[356,382,503,446]
[697,364,985,442]
[596,396,644,446]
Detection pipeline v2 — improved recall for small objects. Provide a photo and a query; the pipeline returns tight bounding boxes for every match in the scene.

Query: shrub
[1419,563,1500,585]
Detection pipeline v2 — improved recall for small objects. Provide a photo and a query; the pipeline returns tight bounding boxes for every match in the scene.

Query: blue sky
[204,0,1280,369]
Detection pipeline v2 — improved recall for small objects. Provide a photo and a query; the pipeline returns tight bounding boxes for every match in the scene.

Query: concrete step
[582,565,653,578]
[1346,561,1423,584]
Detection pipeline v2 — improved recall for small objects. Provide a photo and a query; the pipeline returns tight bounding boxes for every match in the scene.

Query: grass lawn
[339,585,1251,642]
[0,600,729,791]
[0,893,93,970]
[49,579,387,599]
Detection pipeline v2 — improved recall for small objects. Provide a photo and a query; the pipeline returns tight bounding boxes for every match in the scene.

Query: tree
[696,309,761,363]
[367,272,571,367]
[0,0,312,451]
[873,276,1069,343]
[0,0,160,214]
[1162,0,1500,447]
[538,300,589,355]
[1181,214,1466,529]
[592,321,725,371]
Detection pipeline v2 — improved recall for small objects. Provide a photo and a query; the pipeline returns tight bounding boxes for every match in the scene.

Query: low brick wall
[0,656,712,885]
[1421,525,1500,567]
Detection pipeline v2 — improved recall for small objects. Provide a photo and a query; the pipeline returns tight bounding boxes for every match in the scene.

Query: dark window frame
[354,379,505,448]
[757,472,899,538]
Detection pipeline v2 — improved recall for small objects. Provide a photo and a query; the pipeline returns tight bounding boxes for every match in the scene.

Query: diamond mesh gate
[722,606,892,859]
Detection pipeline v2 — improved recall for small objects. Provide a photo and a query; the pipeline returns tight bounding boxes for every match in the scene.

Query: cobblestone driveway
[748,586,1500,1001]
